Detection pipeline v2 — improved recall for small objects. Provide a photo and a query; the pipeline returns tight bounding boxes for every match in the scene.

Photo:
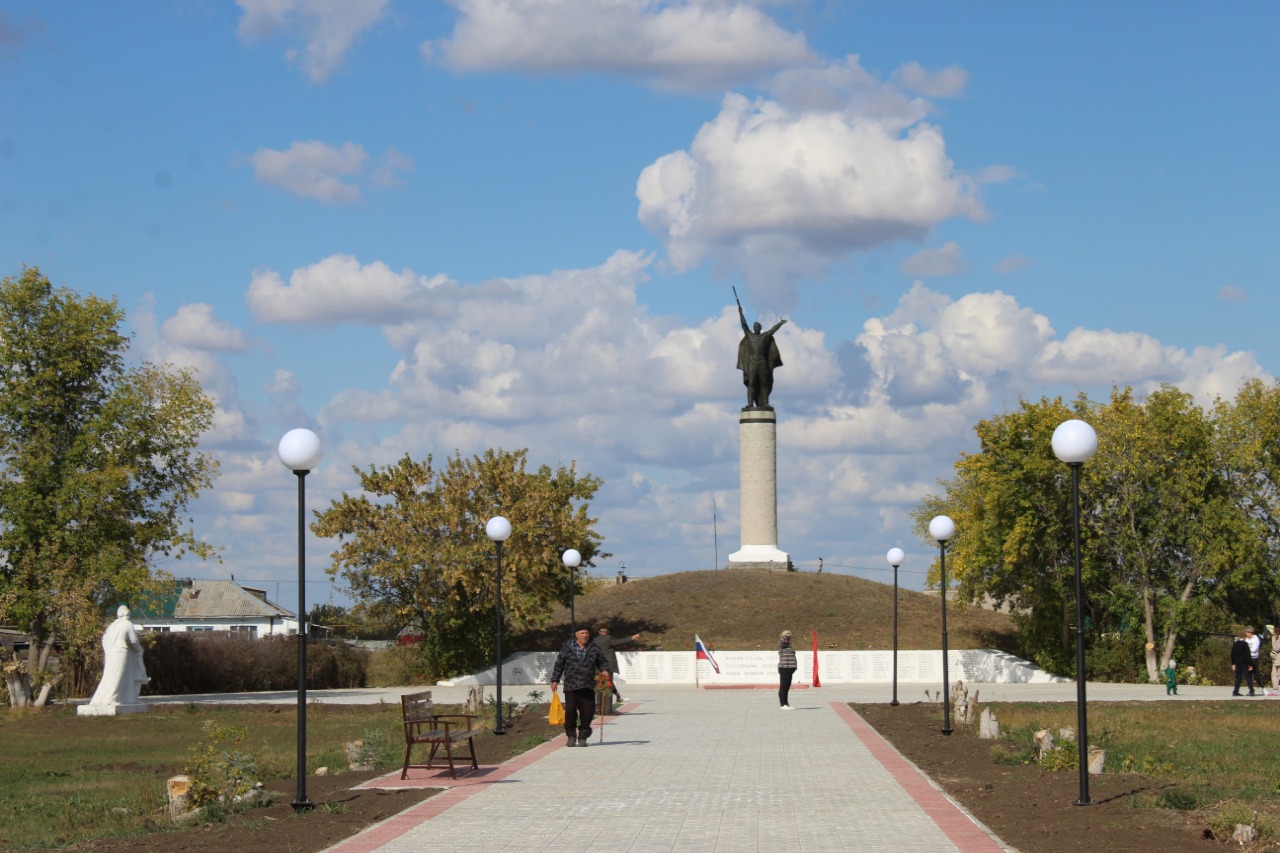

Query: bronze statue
[734,289,786,409]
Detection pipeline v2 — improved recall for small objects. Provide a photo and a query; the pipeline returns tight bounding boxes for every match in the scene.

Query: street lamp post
[563,549,582,631]
[886,547,905,707]
[1053,418,1098,806]
[278,428,322,812]
[486,516,512,735]
[929,515,955,735]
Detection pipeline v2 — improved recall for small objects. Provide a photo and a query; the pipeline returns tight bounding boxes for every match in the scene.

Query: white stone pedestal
[728,407,790,569]
[77,702,150,716]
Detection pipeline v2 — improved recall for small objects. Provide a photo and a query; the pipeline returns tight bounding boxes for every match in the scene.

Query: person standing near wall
[592,624,640,704]
[777,630,797,709]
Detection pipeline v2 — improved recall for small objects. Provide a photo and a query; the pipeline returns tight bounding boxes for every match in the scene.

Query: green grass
[989,701,1280,834]
[0,702,406,851]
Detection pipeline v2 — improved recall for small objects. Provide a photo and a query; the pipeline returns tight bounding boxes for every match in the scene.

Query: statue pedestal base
[727,543,792,570]
[731,408,789,569]
[77,702,150,716]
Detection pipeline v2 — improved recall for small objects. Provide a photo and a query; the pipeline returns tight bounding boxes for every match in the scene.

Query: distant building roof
[136,580,294,621]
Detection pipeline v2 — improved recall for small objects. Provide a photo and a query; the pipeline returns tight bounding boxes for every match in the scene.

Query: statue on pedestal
[734,288,786,409]
[88,605,149,707]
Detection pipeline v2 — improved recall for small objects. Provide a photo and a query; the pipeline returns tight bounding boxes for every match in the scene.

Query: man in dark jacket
[551,626,610,746]
[1232,629,1257,696]
[592,624,641,704]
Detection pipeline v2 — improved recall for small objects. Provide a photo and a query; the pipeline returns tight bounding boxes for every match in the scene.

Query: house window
[142,626,171,633]
[229,625,258,637]
[189,626,213,632]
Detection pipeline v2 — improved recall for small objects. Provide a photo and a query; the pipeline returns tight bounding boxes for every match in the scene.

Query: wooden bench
[400,690,480,780]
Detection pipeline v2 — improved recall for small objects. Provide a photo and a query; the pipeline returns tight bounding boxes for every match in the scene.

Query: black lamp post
[278,428,322,812]
[1053,418,1098,806]
[563,549,581,631]
[928,515,955,735]
[486,515,512,735]
[886,547,905,706]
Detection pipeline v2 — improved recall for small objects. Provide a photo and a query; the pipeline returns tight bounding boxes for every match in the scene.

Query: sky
[2,1,1278,612]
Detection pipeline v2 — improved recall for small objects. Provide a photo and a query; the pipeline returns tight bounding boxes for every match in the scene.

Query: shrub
[1084,632,1146,683]
[1156,787,1199,810]
[366,643,434,687]
[1183,635,1232,686]
[1208,801,1278,843]
[141,633,368,695]
[184,720,258,808]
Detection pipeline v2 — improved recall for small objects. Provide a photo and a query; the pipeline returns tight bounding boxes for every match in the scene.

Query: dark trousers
[1234,666,1256,694]
[564,688,595,738]
[779,668,795,706]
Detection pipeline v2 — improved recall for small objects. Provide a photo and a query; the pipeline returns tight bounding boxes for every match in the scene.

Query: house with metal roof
[136,579,298,636]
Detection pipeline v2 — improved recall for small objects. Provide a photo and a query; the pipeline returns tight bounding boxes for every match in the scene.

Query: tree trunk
[3,667,33,707]
[1158,576,1199,672]
[1142,583,1159,682]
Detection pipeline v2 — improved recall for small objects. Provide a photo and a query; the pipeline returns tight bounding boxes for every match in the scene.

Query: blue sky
[2,2,1278,611]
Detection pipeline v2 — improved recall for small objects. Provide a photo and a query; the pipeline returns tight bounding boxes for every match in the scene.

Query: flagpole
[712,499,719,570]
[694,636,700,688]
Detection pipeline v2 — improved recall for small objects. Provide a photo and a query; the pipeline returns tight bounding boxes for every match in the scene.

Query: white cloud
[994,255,1031,274]
[425,0,814,90]
[247,254,452,325]
[900,241,963,277]
[247,141,413,203]
[161,303,253,352]
[235,0,389,82]
[371,147,415,187]
[637,64,986,301]
[130,295,255,448]
[248,141,356,204]
[208,252,1274,605]
[1218,285,1248,303]
[891,61,968,98]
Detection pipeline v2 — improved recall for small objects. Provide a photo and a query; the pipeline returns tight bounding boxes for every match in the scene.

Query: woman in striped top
[778,630,797,709]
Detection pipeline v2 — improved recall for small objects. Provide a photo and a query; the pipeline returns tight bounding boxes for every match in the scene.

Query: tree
[314,448,607,679]
[0,268,218,706]
[912,396,1085,674]
[916,385,1280,681]
[1088,387,1268,681]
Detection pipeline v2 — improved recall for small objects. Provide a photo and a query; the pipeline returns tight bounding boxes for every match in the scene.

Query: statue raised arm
[735,302,787,409]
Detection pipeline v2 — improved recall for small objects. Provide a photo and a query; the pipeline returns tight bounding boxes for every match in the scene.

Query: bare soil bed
[60,706,562,853]
[855,702,1221,853]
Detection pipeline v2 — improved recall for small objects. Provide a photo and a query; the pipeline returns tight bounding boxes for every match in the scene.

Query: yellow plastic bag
[549,692,565,725]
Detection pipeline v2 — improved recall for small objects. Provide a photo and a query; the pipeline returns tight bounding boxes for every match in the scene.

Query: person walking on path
[1232,629,1257,696]
[592,624,640,704]
[551,626,610,746]
[778,630,798,709]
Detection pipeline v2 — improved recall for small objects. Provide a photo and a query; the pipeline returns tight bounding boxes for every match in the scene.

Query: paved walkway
[321,685,1014,853]
[147,681,1232,852]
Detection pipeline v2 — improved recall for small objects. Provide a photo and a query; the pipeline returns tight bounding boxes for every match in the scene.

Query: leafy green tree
[912,396,1085,674]
[916,384,1280,681]
[314,448,607,679]
[1089,387,1268,681]
[0,268,218,706]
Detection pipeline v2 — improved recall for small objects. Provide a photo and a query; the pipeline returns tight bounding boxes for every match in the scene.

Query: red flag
[812,631,821,687]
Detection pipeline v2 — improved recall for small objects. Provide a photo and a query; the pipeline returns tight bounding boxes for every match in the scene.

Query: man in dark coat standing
[551,626,610,746]
[1232,628,1257,696]
[592,624,641,704]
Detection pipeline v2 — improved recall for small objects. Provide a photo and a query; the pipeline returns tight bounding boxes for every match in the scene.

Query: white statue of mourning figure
[77,605,151,716]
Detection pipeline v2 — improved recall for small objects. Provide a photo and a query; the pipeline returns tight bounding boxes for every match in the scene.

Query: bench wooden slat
[400,690,479,780]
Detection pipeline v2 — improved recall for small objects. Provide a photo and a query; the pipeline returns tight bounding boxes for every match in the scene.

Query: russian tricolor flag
[695,634,720,673]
